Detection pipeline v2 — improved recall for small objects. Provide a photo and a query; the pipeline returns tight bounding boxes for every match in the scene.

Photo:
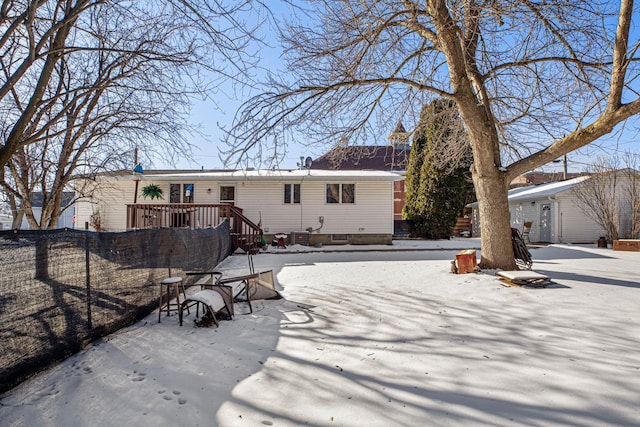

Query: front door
[219,185,236,218]
[539,203,552,242]
[219,185,235,205]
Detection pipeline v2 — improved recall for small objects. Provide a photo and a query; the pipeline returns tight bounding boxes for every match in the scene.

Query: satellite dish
[304,157,313,169]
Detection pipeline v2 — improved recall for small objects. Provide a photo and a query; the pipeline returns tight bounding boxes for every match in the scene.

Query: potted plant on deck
[139,183,164,227]
[141,183,164,200]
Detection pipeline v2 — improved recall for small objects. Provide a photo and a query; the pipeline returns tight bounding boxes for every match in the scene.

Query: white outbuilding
[470,176,607,244]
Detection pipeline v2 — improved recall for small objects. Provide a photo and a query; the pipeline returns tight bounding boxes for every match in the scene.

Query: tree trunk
[8,194,24,229]
[11,208,24,230]
[472,168,517,270]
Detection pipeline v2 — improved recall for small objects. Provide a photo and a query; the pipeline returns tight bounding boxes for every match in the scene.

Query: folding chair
[179,285,234,327]
[185,253,280,317]
[522,221,532,244]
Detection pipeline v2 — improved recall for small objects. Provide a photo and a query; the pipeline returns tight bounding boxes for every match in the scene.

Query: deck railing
[125,203,262,251]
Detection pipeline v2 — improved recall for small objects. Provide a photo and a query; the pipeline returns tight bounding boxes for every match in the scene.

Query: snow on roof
[467,175,591,207]
[142,169,404,181]
[506,175,590,202]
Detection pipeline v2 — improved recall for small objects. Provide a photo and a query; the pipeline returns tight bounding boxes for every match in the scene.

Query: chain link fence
[0,222,231,394]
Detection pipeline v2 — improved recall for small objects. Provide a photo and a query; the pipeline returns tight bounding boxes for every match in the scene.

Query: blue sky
[161,3,640,174]
[164,2,309,171]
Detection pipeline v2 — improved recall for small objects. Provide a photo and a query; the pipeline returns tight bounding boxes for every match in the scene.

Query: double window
[169,183,194,203]
[326,183,355,204]
[284,183,301,204]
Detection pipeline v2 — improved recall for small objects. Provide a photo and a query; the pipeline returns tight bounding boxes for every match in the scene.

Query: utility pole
[563,155,567,180]
[131,148,143,229]
[133,148,140,204]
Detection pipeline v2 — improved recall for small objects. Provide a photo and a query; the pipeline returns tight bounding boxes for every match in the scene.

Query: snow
[143,168,404,181]
[467,176,592,207]
[259,237,482,254]
[1,240,640,426]
[505,175,590,202]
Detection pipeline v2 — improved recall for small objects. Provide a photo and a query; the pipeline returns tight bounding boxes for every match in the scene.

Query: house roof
[510,171,590,188]
[467,175,591,207]
[507,175,591,202]
[392,121,408,134]
[312,146,410,171]
[139,169,404,182]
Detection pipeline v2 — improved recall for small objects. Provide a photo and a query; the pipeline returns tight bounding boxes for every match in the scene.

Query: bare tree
[0,0,267,228]
[573,153,640,241]
[625,154,640,239]
[225,0,640,269]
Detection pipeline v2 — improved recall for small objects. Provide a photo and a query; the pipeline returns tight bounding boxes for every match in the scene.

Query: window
[284,183,301,204]
[169,183,194,203]
[326,184,339,204]
[342,183,355,203]
[219,185,235,205]
[219,185,236,218]
[326,183,355,204]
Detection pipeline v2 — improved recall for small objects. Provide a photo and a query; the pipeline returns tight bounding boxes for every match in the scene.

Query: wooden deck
[126,203,262,252]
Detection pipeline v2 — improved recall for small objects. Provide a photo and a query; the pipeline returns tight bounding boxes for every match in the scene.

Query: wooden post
[85,222,92,330]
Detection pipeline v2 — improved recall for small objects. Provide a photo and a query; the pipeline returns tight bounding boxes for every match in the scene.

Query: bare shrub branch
[572,153,640,241]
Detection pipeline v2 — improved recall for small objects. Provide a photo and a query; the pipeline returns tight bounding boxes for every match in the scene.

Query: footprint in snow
[131,372,146,382]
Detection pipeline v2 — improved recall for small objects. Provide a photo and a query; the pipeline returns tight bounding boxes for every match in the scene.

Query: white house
[19,192,76,230]
[470,176,607,244]
[0,192,75,230]
[75,169,404,245]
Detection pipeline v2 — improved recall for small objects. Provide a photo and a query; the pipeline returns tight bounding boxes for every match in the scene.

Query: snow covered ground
[1,239,639,426]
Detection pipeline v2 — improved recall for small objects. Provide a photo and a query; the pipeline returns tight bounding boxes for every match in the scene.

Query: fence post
[85,222,92,330]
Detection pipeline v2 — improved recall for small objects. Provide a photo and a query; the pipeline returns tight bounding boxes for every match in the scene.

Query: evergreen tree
[403,99,473,238]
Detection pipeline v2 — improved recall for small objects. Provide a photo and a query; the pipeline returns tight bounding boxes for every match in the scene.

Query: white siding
[236,179,394,235]
[101,180,134,231]
[474,201,548,241]
[74,198,94,229]
[475,195,605,244]
[508,197,603,244]
[471,208,480,237]
[509,202,540,240]
[556,194,604,243]
[74,175,396,235]
[194,184,218,204]
[74,179,134,231]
